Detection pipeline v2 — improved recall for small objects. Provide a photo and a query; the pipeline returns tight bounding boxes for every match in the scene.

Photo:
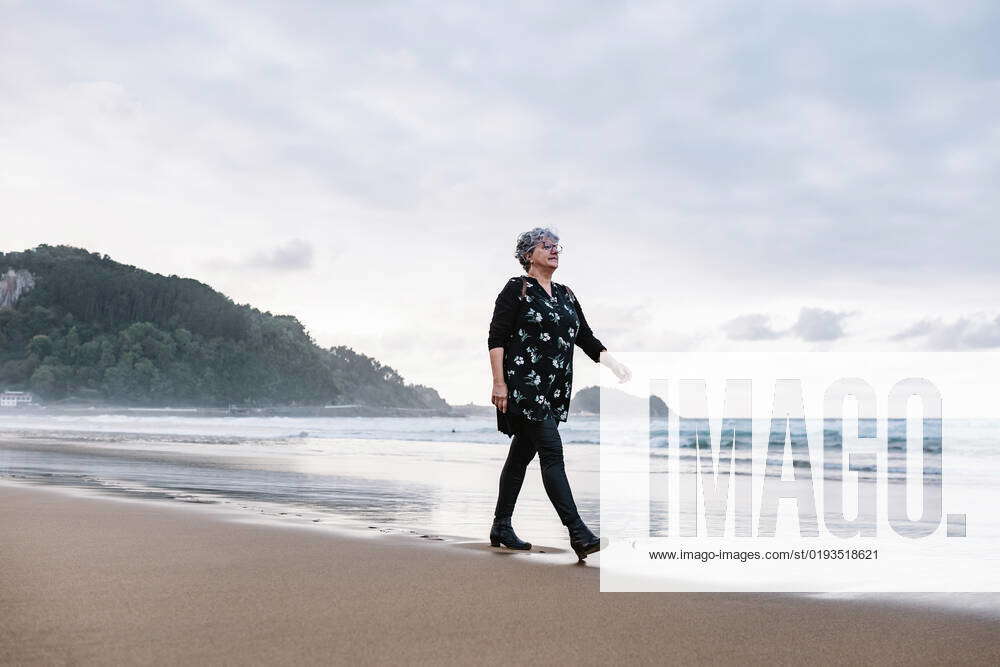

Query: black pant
[494,414,581,526]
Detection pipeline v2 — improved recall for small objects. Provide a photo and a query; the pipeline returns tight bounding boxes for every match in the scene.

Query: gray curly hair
[514,226,560,271]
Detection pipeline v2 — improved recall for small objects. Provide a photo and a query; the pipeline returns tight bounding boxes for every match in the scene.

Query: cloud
[722,308,853,342]
[204,239,316,272]
[889,313,1000,349]
[6,1,1000,284]
[790,307,852,342]
[722,314,783,341]
[889,319,937,340]
[249,238,315,270]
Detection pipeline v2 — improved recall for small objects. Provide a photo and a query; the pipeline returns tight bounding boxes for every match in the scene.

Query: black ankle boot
[567,517,601,560]
[490,517,531,550]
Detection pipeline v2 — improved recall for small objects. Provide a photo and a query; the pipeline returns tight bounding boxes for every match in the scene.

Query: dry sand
[1,482,997,665]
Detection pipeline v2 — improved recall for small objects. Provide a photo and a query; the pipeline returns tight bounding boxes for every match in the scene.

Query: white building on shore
[0,390,34,407]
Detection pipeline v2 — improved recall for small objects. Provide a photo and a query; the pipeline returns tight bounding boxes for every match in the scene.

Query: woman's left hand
[600,351,632,383]
[610,359,632,383]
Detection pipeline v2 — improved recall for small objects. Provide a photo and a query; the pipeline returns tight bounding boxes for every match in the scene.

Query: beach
[1,415,999,664]
[2,480,999,665]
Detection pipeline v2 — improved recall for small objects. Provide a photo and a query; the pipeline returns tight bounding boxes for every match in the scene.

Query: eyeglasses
[539,242,563,254]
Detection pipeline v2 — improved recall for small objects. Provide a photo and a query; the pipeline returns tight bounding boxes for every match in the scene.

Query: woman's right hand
[492,381,508,413]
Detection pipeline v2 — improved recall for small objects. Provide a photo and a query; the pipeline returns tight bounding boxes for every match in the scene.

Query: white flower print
[526,370,541,386]
[551,356,563,369]
[524,295,532,302]
[517,328,529,342]
[547,311,560,323]
[511,389,524,403]
[557,336,569,349]
[507,369,514,377]
[568,327,575,337]
[554,389,561,398]
[525,346,541,363]
[514,355,524,365]
[540,332,551,342]
[522,409,533,419]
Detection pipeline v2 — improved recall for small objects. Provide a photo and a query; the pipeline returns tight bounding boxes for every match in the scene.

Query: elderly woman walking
[487,227,631,561]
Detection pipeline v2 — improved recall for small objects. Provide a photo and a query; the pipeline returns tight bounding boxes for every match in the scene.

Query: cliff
[0,268,35,309]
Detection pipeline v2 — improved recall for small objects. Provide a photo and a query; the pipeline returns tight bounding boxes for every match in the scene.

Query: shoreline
[2,480,999,664]
[4,473,998,620]
[0,403,480,419]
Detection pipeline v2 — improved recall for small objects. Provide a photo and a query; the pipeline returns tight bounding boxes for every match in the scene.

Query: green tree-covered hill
[0,245,447,409]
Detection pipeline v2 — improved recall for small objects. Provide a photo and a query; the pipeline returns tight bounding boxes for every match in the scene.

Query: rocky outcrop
[570,385,670,417]
[0,268,35,309]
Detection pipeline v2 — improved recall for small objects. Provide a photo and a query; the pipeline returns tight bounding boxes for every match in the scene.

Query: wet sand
[1,482,997,665]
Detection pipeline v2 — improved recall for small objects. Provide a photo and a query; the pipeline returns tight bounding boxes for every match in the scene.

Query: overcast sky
[2,0,998,407]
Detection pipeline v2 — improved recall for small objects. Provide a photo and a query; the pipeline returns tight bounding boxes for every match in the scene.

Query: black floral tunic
[488,275,606,436]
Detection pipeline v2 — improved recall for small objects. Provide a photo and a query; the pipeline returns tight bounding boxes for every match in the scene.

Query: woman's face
[526,237,560,271]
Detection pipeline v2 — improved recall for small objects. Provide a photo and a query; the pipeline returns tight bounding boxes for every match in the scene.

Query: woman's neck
[527,268,554,285]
